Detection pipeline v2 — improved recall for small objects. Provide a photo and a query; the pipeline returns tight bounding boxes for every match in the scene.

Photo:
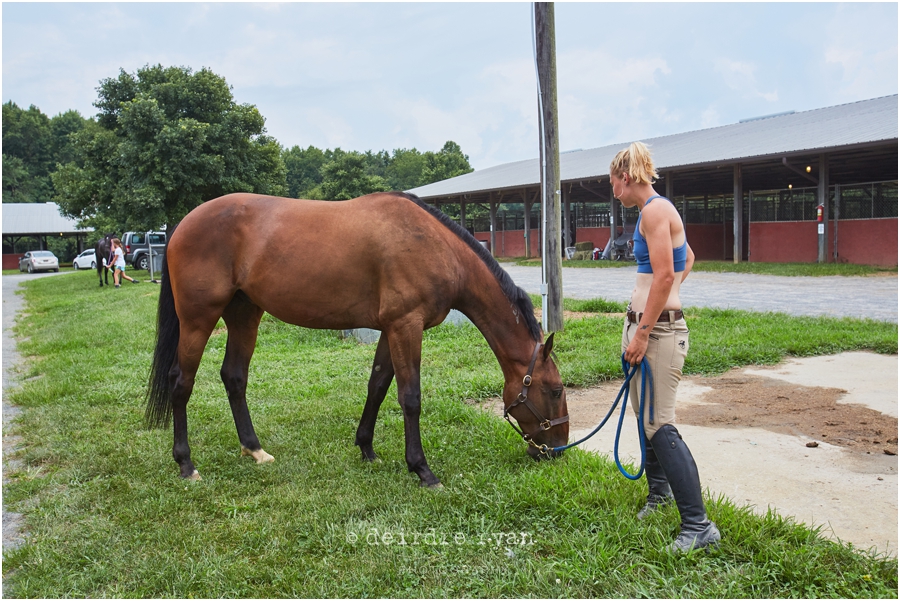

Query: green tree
[384,148,427,191]
[52,64,286,232]
[319,151,389,200]
[422,140,474,184]
[49,109,89,166]
[2,101,53,202]
[283,145,327,198]
[2,102,89,203]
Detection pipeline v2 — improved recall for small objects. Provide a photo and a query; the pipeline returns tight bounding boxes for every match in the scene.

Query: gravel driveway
[501,265,898,323]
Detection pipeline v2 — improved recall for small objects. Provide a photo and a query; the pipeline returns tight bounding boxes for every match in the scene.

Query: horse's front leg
[386,322,440,488]
[355,333,395,462]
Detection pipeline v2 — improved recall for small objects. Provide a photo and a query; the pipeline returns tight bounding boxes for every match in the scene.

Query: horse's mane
[389,191,542,342]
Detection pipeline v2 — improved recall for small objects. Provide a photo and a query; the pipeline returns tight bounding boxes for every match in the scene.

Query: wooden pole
[535,1,563,333]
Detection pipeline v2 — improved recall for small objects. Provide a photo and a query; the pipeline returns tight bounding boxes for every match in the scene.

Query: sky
[2,2,898,171]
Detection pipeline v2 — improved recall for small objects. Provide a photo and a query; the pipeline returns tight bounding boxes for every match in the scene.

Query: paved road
[502,265,899,323]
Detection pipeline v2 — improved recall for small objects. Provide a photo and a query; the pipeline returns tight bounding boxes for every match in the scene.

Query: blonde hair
[609,141,658,184]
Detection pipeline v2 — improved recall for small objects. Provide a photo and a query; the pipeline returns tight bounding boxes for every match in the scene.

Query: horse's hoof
[361,451,381,463]
[420,480,443,489]
[241,447,275,464]
[188,470,201,481]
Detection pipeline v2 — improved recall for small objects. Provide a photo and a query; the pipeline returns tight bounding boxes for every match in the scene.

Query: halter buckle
[522,374,532,387]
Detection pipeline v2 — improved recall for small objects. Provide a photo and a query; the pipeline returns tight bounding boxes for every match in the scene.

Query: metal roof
[2,203,92,235]
[409,95,898,199]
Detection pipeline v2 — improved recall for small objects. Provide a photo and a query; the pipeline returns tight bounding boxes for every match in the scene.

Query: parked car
[122,231,166,271]
[72,248,97,270]
[19,251,59,273]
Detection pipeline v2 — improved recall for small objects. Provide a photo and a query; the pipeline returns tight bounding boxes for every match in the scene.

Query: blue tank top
[633,196,688,274]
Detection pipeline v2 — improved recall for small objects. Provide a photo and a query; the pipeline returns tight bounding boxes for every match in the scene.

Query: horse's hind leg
[220,293,272,464]
[355,333,395,462]
[170,320,218,479]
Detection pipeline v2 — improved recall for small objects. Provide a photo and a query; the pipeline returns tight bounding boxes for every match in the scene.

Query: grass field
[3,270,897,597]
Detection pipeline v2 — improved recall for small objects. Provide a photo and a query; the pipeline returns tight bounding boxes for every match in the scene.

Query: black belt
[626,309,684,324]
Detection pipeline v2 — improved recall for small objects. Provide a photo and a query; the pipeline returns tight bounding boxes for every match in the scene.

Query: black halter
[503,341,569,450]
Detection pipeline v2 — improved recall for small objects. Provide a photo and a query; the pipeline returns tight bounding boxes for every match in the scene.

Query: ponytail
[609,141,658,184]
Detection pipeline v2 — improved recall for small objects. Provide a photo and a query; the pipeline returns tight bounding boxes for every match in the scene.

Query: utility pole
[534,1,563,333]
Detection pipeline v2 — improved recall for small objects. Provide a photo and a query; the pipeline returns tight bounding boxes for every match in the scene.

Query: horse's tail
[145,251,179,429]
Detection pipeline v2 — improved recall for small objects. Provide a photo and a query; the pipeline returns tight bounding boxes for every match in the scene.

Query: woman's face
[611,172,628,203]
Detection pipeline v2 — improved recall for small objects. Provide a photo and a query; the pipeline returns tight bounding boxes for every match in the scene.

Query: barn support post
[610,180,619,248]
[833,184,841,262]
[523,188,532,258]
[733,163,743,264]
[818,154,830,263]
[489,193,498,258]
[460,200,467,231]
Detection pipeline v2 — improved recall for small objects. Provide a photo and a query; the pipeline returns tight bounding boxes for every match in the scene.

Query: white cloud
[822,4,898,102]
[714,58,778,103]
[699,106,721,129]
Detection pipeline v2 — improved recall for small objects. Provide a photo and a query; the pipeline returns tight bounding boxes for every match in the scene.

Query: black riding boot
[637,437,673,520]
[650,424,721,552]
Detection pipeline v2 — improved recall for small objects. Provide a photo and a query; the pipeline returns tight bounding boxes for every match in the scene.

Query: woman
[610,142,720,552]
[108,238,140,288]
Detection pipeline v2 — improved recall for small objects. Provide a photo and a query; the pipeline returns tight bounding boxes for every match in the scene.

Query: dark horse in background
[145,192,569,487]
[94,233,116,287]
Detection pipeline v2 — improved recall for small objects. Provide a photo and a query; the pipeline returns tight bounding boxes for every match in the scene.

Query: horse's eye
[552,389,563,399]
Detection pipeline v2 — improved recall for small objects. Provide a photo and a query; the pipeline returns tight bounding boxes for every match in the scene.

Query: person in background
[109,237,140,288]
[609,141,720,552]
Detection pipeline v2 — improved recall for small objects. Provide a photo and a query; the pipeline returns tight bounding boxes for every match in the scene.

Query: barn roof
[408,95,898,199]
[2,203,92,235]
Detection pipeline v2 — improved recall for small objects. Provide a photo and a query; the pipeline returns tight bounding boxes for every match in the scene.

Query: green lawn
[3,270,897,597]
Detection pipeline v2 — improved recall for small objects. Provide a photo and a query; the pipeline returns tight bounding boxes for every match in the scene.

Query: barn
[1,203,93,269]
[408,95,898,266]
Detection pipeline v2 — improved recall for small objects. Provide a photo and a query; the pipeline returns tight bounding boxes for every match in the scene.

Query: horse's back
[167,193,465,330]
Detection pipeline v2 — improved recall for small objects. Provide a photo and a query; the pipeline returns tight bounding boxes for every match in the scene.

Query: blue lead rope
[550,354,654,480]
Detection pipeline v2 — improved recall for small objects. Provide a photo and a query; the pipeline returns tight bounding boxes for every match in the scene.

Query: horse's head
[502,333,569,459]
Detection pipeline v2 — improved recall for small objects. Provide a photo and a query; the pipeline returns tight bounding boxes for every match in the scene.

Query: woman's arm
[624,203,676,365]
[681,243,695,282]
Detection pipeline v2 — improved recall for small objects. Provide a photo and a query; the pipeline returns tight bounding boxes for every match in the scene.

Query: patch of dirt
[475,373,898,456]
[676,374,898,455]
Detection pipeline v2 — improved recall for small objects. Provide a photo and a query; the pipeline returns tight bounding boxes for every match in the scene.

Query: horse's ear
[542,332,555,360]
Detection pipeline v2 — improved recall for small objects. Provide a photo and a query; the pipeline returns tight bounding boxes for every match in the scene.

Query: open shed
[408,95,898,266]
[2,203,94,269]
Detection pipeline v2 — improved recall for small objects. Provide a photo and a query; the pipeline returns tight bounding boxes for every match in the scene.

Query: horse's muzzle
[527,445,564,460]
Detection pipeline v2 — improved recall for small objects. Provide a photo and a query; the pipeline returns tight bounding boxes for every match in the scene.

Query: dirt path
[478,351,897,556]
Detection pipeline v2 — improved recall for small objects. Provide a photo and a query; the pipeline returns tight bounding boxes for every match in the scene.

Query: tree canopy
[283,140,473,200]
[52,64,285,232]
[2,102,88,203]
[7,63,476,233]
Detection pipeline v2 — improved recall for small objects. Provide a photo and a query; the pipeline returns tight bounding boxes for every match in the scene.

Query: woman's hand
[624,327,650,365]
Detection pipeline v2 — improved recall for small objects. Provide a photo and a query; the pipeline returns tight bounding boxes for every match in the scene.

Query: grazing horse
[94,233,115,287]
[145,192,569,487]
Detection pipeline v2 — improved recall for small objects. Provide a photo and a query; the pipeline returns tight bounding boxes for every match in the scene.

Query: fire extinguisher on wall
[816,204,824,223]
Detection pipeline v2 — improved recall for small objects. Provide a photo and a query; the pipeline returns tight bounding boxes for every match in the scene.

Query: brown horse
[94,233,115,287]
[145,191,569,487]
